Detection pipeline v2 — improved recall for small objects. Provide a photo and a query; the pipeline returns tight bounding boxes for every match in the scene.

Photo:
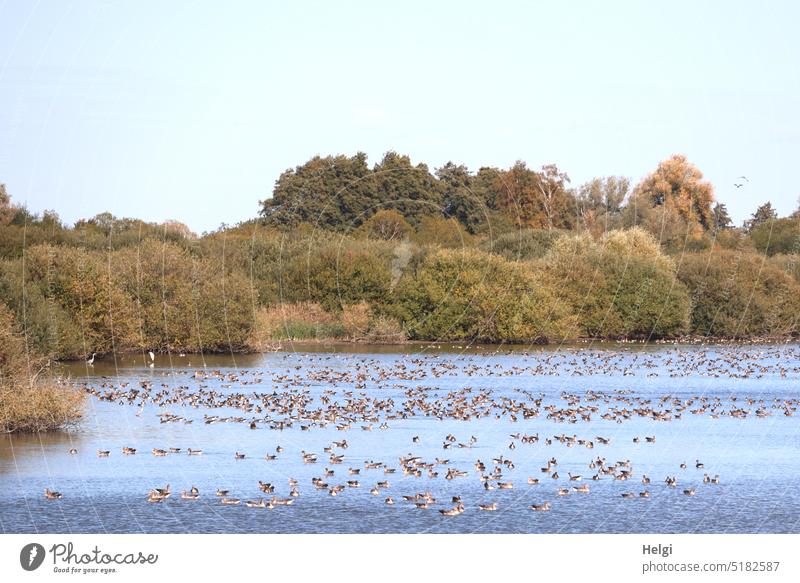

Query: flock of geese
[40,346,798,520]
[49,437,722,515]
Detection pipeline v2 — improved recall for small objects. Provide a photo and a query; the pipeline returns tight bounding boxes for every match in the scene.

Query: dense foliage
[1,151,799,361]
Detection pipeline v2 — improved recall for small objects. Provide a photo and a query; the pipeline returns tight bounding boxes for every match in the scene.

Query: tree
[493,162,575,230]
[260,153,376,230]
[633,155,715,229]
[371,152,443,225]
[575,176,629,233]
[437,162,489,234]
[711,202,732,232]
[0,183,15,226]
[745,202,777,232]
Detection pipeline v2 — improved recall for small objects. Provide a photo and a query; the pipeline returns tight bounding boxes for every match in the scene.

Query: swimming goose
[479,503,497,511]
[439,503,465,516]
[97,450,110,457]
[68,448,78,455]
[683,487,696,496]
[530,502,551,511]
[45,488,63,500]
[221,497,241,505]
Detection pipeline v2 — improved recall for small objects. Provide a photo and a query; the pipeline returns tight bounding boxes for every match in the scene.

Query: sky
[1,0,799,233]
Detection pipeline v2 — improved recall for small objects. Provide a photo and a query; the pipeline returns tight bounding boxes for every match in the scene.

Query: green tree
[745,202,777,232]
[260,153,376,230]
[711,202,732,232]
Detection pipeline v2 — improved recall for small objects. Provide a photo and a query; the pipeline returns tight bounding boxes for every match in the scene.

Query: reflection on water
[1,343,799,534]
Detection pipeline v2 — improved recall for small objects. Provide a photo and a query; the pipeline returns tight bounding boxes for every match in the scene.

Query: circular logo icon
[20,543,46,571]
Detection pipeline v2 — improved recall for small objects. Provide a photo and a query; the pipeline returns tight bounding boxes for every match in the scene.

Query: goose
[187,448,203,456]
[639,491,650,498]
[181,491,200,500]
[573,484,590,493]
[527,477,540,485]
[234,452,246,460]
[221,497,241,505]
[97,450,110,457]
[45,488,63,500]
[642,474,651,485]
[478,503,497,511]
[245,499,267,508]
[695,459,704,469]
[621,492,636,499]
[530,502,551,511]
[67,448,78,455]
[385,497,394,505]
[215,489,230,497]
[439,503,465,516]
[683,487,696,496]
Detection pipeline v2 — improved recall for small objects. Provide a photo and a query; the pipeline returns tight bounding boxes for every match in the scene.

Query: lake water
[2,343,799,534]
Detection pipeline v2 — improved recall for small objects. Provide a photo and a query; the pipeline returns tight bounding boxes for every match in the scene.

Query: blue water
[1,343,799,533]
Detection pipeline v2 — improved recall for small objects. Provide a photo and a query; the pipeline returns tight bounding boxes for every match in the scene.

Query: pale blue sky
[1,0,798,232]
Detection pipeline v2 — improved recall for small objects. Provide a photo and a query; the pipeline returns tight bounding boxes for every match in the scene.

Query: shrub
[677,249,800,337]
[545,228,691,338]
[750,218,800,256]
[393,248,572,342]
[482,228,564,261]
[0,303,83,432]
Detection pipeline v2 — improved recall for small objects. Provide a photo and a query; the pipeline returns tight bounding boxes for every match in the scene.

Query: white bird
[86,353,96,365]
[148,351,155,362]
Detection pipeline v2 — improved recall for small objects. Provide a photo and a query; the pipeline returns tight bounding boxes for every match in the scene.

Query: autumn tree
[494,162,575,230]
[633,155,714,229]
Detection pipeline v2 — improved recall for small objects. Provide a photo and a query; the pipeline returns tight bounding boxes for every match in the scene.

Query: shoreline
[50,334,800,363]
